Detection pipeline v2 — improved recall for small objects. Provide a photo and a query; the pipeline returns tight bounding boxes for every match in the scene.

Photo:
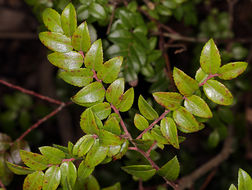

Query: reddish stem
[0,79,64,105]
[146,141,157,156]
[137,110,170,139]
[199,74,219,87]
[62,158,75,163]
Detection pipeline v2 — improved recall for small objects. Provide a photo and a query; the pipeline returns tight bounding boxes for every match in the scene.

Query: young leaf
[138,95,158,120]
[60,161,77,189]
[238,168,252,190]
[61,3,77,37]
[23,171,44,190]
[97,56,123,83]
[91,102,111,120]
[72,21,91,52]
[47,51,83,70]
[153,92,183,111]
[43,166,61,190]
[160,117,179,149]
[200,39,221,74]
[72,82,105,107]
[173,67,199,97]
[103,116,121,136]
[20,150,48,171]
[99,130,124,146]
[157,156,180,181]
[118,87,134,112]
[184,95,212,118]
[229,184,237,190]
[58,68,93,87]
[195,68,208,84]
[218,62,248,80]
[106,78,125,106]
[84,39,103,71]
[39,32,72,53]
[121,165,156,181]
[203,80,233,105]
[6,162,34,175]
[42,8,63,33]
[80,109,100,134]
[134,114,149,131]
[39,146,65,165]
[173,107,201,133]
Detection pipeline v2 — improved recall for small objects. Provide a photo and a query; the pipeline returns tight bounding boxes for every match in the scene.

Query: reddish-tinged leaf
[218,62,248,80]
[23,171,44,190]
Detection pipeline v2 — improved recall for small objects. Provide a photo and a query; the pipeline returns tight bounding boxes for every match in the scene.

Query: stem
[146,141,157,156]
[62,158,76,163]
[198,74,219,87]
[0,179,6,190]
[137,110,170,139]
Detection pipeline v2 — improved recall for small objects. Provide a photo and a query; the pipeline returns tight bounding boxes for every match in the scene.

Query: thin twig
[0,79,64,105]
[198,74,219,87]
[106,2,117,35]
[146,141,157,156]
[0,179,6,190]
[199,168,217,190]
[139,179,144,190]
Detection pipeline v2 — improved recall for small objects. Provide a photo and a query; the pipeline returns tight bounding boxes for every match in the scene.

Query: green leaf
[153,92,183,111]
[173,107,201,133]
[39,32,72,53]
[99,130,124,146]
[157,156,180,181]
[91,102,111,120]
[83,175,100,190]
[74,161,94,190]
[10,140,30,164]
[218,62,248,80]
[80,109,100,134]
[102,182,121,190]
[118,88,134,112]
[39,146,65,165]
[200,39,221,74]
[68,142,74,156]
[238,169,252,190]
[107,145,121,157]
[106,78,124,106]
[20,150,48,171]
[114,140,129,160]
[61,3,77,37]
[85,139,108,167]
[195,68,208,84]
[42,8,63,33]
[208,130,220,148]
[60,161,77,190]
[160,117,179,149]
[97,56,123,83]
[23,171,44,190]
[84,39,103,71]
[138,95,158,120]
[103,116,121,136]
[89,3,106,20]
[184,95,212,118]
[48,51,83,70]
[151,125,169,146]
[203,80,233,105]
[72,82,105,107]
[121,165,156,181]
[131,139,154,152]
[6,162,34,175]
[173,67,199,97]
[72,22,91,52]
[134,114,149,131]
[229,184,237,190]
[0,133,11,152]
[77,136,95,157]
[58,68,93,87]
[43,166,61,190]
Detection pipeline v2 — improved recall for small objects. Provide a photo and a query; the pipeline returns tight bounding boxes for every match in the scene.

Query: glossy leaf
[121,165,156,181]
[138,95,158,120]
[89,3,107,20]
[203,80,233,105]
[91,102,111,120]
[60,161,77,189]
[184,95,212,118]
[173,107,201,133]
[72,21,91,52]
[6,162,34,175]
[107,145,121,157]
[84,39,103,71]
[173,67,199,97]
[97,56,123,83]
[85,139,108,167]
[195,68,208,84]
[114,140,129,160]
[238,168,252,190]
[0,133,11,152]
[160,117,179,149]
[158,156,180,181]
[118,87,134,112]
[153,92,183,111]
[58,68,93,87]
[23,171,44,190]
[229,184,237,190]
[99,129,124,146]
[80,109,100,134]
[48,51,83,70]
[43,166,61,190]
[39,146,65,165]
[77,136,95,157]
[72,82,105,107]
[134,114,149,131]
[151,125,169,146]
[218,62,248,80]
[61,3,77,37]
[39,32,72,53]
[73,135,93,156]
[20,150,48,171]
[103,116,121,136]
[106,78,124,106]
[200,39,221,74]
[42,8,63,33]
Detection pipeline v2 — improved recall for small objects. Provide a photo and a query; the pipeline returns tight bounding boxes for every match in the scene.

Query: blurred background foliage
[0,0,252,189]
